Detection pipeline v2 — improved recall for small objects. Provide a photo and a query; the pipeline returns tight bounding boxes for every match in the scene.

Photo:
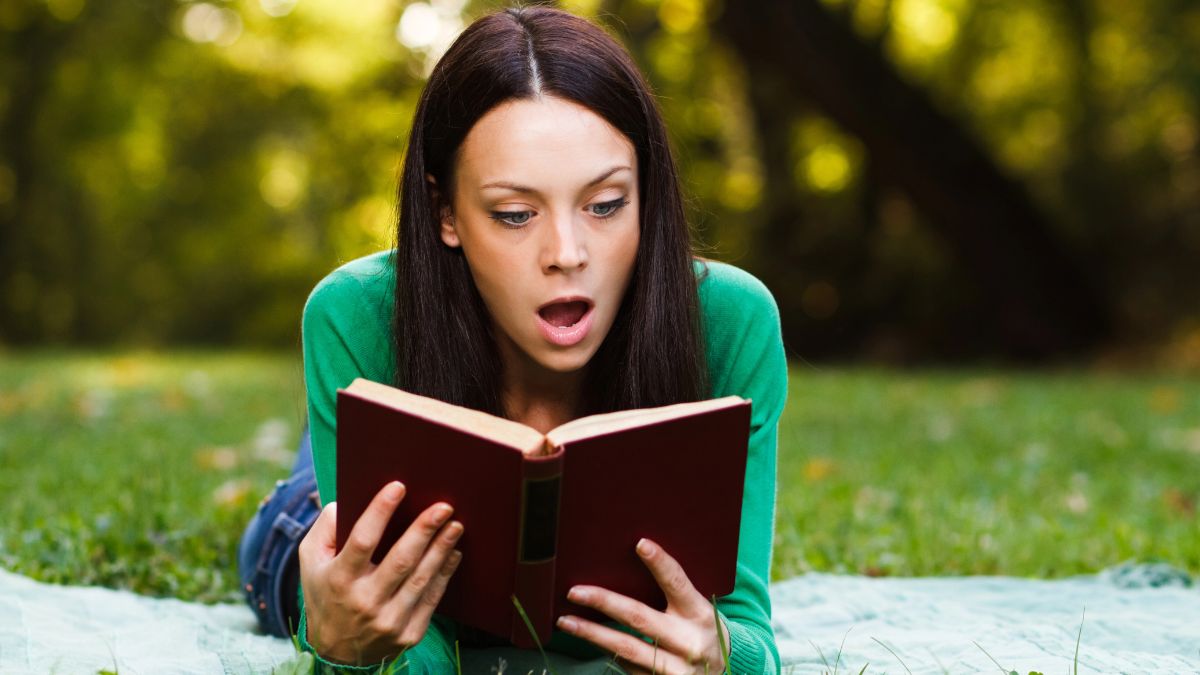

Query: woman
[238,6,787,674]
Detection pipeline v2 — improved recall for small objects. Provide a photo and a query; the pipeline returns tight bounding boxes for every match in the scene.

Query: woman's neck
[497,337,585,434]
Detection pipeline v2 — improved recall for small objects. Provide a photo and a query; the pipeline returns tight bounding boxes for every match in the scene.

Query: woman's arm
[297,261,462,673]
[712,272,787,674]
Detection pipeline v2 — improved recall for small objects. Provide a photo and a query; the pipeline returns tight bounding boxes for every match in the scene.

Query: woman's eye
[588,198,629,218]
[489,211,534,227]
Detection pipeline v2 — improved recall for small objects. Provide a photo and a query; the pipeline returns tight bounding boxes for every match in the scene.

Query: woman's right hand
[298,481,464,666]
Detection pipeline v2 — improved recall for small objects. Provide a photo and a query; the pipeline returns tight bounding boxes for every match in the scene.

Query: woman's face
[439,96,640,377]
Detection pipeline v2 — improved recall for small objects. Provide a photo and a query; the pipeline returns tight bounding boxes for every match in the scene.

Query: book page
[545,395,747,446]
[345,378,545,454]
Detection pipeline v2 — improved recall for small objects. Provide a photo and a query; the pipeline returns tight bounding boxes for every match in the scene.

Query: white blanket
[1,566,1196,674]
[771,569,1198,674]
[0,568,296,674]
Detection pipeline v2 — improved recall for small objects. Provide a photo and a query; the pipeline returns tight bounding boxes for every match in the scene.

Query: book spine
[509,446,564,649]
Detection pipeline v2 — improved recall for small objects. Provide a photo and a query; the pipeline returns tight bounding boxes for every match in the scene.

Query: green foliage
[1,0,1197,357]
[0,0,414,345]
[271,652,314,675]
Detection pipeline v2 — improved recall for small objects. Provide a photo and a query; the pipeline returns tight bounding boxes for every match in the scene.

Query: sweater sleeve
[703,264,787,675]
[296,259,459,674]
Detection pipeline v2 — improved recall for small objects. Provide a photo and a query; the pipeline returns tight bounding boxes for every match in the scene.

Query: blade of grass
[600,656,625,674]
[871,637,913,675]
[810,640,831,672]
[1073,607,1085,675]
[711,595,732,675]
[377,645,411,673]
[104,641,119,675]
[926,647,949,674]
[512,594,557,675]
[833,626,853,675]
[288,616,300,653]
[971,640,1008,674]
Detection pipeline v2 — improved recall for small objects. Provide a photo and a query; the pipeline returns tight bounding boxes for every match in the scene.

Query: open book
[335,378,752,648]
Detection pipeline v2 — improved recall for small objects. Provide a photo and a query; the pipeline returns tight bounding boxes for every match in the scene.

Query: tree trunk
[715,0,1109,358]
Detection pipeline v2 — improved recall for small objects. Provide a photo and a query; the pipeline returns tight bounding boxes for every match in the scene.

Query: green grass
[774,367,1200,579]
[0,350,306,603]
[1,351,1197,608]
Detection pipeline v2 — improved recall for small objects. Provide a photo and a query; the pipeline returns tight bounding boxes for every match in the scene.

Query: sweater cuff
[721,612,775,675]
[297,608,414,674]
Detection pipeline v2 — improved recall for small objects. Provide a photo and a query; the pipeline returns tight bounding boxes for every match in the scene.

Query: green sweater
[297,250,786,674]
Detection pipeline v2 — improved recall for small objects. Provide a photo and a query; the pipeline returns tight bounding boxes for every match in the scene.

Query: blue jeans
[234,430,508,647]
[237,428,321,638]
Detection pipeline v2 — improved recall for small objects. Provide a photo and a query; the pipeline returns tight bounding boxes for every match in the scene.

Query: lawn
[1,351,1197,607]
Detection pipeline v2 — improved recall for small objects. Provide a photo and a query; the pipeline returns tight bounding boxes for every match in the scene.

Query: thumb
[299,501,338,563]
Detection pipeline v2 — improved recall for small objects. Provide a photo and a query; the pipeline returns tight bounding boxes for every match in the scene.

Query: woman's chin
[534,348,594,374]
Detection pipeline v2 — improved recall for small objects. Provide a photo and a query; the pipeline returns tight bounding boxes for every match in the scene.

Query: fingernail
[557,615,578,632]
[433,504,453,524]
[567,587,590,603]
[445,521,464,541]
[636,538,656,557]
[387,481,404,499]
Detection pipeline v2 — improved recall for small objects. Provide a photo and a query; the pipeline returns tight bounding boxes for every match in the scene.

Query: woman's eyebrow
[479,165,632,194]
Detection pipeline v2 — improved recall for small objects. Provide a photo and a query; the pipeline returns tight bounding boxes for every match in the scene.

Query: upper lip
[537,295,594,313]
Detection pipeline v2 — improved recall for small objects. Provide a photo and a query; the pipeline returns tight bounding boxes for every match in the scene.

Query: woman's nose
[542,214,588,273]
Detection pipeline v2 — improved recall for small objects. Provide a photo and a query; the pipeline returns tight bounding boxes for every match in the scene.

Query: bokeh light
[181,3,243,46]
[259,0,298,18]
[396,0,465,67]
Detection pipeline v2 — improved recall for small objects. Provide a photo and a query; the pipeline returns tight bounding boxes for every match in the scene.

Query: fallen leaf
[803,457,835,482]
[212,479,251,507]
[1150,386,1181,414]
[1163,488,1195,517]
[1064,491,1089,514]
[1161,428,1200,454]
[195,446,239,470]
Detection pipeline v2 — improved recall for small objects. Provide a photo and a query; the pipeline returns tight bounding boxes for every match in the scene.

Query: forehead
[455,96,636,188]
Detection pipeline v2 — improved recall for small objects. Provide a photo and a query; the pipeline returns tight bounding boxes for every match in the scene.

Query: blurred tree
[0,0,417,345]
[713,0,1109,358]
[1,0,1197,362]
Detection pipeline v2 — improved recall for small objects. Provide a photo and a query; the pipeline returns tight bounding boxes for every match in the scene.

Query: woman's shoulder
[301,251,395,377]
[692,257,781,325]
[304,250,395,320]
[692,258,785,395]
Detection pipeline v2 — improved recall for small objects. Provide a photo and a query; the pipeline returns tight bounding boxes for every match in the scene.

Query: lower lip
[536,305,594,347]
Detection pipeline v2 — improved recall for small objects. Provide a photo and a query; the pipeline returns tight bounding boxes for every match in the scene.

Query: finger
[338,481,405,571]
[556,615,690,675]
[565,586,687,656]
[381,516,463,601]
[374,501,456,592]
[635,538,708,617]
[298,502,338,565]
[397,548,463,643]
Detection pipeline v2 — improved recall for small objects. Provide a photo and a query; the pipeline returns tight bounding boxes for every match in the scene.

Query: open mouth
[537,301,591,328]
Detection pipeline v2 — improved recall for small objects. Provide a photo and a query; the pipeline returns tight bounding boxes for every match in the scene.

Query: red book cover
[335,378,751,648]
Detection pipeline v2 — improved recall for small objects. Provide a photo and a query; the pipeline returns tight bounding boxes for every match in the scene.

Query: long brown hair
[393,6,708,417]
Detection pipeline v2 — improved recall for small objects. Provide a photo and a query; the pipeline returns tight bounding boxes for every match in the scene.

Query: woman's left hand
[555,538,731,675]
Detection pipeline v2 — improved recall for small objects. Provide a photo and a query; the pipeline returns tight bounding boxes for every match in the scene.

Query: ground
[1,351,1197,605]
